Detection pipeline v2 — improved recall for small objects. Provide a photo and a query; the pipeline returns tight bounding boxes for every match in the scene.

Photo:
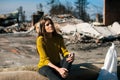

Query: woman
[35,17,74,80]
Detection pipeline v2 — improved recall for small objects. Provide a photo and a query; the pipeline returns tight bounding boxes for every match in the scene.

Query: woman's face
[35,23,40,33]
[35,22,40,33]
[45,21,54,33]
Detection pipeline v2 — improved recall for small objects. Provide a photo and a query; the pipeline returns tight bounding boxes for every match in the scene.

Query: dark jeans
[38,56,72,80]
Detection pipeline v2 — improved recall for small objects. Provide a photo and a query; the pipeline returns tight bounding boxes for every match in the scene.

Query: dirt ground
[0,34,120,67]
[0,33,120,69]
[0,33,120,80]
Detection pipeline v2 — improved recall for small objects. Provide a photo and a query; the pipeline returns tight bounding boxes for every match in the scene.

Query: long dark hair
[37,17,58,41]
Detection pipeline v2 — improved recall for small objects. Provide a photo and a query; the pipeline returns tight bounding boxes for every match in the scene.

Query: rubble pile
[0,13,120,44]
[0,22,32,33]
[58,21,120,44]
[0,9,31,34]
[51,14,83,24]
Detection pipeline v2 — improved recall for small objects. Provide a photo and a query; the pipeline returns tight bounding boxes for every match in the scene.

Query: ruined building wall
[103,0,120,25]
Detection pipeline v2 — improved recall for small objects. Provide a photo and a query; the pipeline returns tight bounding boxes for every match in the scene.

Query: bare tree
[49,0,74,15]
[50,3,66,15]
[36,3,43,12]
[47,0,55,5]
[65,1,73,14]
[17,6,26,23]
[75,0,90,21]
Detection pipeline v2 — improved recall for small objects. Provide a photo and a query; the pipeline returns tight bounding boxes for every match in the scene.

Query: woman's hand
[66,53,75,63]
[58,53,75,78]
[48,62,68,78]
[58,68,68,78]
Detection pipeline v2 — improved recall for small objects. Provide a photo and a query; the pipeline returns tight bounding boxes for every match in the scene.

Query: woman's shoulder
[37,36,44,41]
[38,36,43,39]
[55,34,63,38]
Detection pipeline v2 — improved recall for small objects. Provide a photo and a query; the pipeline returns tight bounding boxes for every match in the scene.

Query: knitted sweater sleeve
[59,36,69,57]
[36,36,50,67]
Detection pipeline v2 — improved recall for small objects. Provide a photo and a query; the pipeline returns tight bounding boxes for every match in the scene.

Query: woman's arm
[59,36,69,57]
[60,36,75,63]
[37,36,50,66]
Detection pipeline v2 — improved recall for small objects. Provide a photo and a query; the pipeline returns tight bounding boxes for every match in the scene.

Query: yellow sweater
[36,35,69,68]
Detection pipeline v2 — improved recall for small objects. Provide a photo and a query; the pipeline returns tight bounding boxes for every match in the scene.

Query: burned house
[0,6,26,27]
[0,11,19,27]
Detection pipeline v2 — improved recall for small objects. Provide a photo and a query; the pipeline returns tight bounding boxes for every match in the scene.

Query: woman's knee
[38,66,51,74]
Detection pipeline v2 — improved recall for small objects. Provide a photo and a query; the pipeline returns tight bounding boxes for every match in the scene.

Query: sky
[0,0,103,20]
